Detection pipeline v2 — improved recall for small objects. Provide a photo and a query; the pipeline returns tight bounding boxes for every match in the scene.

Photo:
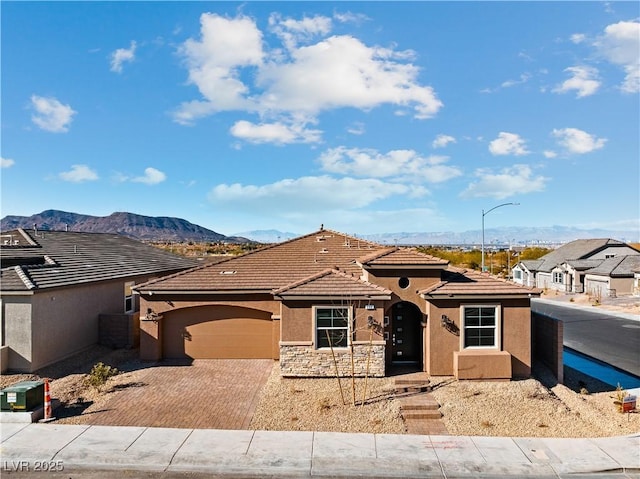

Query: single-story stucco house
[136,228,541,380]
[512,238,640,293]
[0,228,198,372]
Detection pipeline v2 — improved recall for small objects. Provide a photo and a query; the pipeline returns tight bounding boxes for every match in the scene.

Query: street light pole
[481,202,519,273]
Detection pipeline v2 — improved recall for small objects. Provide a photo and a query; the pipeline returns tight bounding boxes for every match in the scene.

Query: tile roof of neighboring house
[564,259,604,271]
[530,238,633,273]
[585,255,640,277]
[0,229,198,292]
[273,268,392,299]
[519,259,543,271]
[420,268,541,298]
[136,228,539,298]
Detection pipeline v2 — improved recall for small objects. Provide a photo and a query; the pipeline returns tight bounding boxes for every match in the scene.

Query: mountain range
[0,210,249,243]
[2,210,638,245]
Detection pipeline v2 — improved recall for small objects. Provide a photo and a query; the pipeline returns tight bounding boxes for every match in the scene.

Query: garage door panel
[185,319,272,359]
[163,308,273,359]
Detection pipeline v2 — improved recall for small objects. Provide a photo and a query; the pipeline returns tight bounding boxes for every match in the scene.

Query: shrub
[84,362,119,389]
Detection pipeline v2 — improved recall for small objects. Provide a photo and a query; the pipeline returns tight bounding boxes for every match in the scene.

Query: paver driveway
[86,359,274,429]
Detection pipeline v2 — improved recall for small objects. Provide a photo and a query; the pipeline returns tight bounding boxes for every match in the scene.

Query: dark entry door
[391,302,422,363]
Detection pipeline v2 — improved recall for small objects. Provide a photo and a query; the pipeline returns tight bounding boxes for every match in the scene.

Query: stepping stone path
[393,373,448,435]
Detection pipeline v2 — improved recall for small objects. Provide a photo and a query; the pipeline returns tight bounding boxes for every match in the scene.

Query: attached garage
[162,305,275,359]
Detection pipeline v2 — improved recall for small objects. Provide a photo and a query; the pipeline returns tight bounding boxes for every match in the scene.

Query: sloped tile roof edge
[419,267,542,297]
[356,246,449,266]
[272,268,393,296]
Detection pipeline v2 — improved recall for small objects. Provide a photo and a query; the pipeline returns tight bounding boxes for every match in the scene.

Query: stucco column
[140,314,162,361]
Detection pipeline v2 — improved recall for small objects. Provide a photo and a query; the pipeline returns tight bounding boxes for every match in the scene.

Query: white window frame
[314,305,351,349]
[124,281,135,313]
[552,271,563,284]
[460,305,500,350]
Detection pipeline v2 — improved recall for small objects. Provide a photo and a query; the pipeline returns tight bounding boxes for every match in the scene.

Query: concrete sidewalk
[1,423,639,478]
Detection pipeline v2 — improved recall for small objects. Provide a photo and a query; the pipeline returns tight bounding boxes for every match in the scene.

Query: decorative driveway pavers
[86,359,274,429]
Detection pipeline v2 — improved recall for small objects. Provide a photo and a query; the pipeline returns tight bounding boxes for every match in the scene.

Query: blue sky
[1,1,639,237]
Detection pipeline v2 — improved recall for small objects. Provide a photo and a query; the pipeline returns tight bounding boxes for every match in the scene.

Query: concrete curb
[1,424,639,477]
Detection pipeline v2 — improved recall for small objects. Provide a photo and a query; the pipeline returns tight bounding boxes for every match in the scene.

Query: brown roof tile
[421,267,541,297]
[358,247,449,267]
[273,268,392,298]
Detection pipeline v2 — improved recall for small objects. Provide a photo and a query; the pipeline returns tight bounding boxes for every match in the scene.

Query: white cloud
[552,127,607,154]
[318,147,462,183]
[59,165,98,183]
[346,122,365,135]
[461,164,547,199]
[594,20,640,93]
[174,13,443,138]
[553,66,600,98]
[132,167,167,185]
[269,13,332,51]
[30,95,76,133]
[543,150,558,159]
[208,176,413,212]
[432,134,456,149]
[230,120,322,144]
[110,41,137,73]
[1,157,15,168]
[488,132,530,156]
[570,33,586,44]
[501,73,531,88]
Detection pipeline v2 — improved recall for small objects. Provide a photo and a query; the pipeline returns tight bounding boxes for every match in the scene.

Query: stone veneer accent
[279,342,385,377]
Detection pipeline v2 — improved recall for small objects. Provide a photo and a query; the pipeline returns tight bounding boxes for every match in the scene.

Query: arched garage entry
[162,305,274,359]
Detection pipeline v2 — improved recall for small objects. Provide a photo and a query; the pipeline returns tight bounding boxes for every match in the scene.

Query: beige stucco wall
[29,280,127,371]
[425,298,532,378]
[279,300,386,344]
[1,296,33,372]
[2,272,176,373]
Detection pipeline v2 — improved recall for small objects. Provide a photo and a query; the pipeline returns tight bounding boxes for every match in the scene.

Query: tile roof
[135,229,384,293]
[136,228,539,298]
[358,247,449,268]
[564,259,603,270]
[273,268,392,299]
[0,229,198,292]
[585,255,640,277]
[529,238,632,273]
[420,267,541,298]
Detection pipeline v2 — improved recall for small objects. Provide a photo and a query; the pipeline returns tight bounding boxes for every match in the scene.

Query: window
[124,281,135,313]
[513,270,522,280]
[605,254,615,259]
[552,272,563,283]
[398,277,410,289]
[315,306,350,348]
[462,305,499,349]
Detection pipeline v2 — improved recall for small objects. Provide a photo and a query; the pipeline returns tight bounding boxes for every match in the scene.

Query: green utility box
[0,380,44,411]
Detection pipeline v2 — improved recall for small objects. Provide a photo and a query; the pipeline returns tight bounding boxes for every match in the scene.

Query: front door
[390,301,422,364]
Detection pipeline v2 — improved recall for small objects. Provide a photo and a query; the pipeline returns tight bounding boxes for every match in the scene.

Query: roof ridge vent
[319,248,329,253]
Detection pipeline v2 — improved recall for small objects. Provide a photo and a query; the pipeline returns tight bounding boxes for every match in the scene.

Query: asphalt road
[531,300,640,377]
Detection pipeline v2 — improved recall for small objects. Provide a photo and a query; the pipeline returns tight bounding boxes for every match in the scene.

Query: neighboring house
[583,255,640,298]
[136,228,541,381]
[512,239,640,293]
[0,228,197,372]
[634,270,640,297]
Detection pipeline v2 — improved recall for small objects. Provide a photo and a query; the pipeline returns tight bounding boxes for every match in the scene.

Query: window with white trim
[552,272,563,284]
[315,306,350,348]
[513,270,522,280]
[124,281,135,313]
[461,305,500,349]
